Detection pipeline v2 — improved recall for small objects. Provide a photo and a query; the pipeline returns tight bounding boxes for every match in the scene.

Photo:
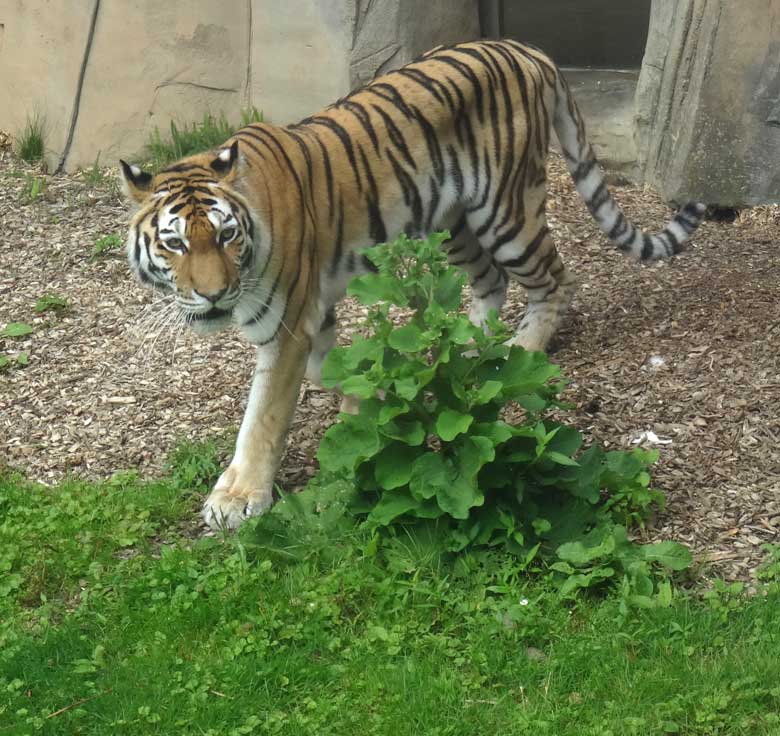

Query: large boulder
[635,0,780,205]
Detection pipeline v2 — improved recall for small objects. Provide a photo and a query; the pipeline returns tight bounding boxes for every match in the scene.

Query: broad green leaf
[379,419,426,446]
[374,444,419,490]
[348,273,407,306]
[473,380,503,406]
[339,375,376,399]
[544,451,580,467]
[482,347,560,397]
[409,454,452,501]
[449,315,477,345]
[317,416,381,472]
[641,541,693,571]
[435,409,473,441]
[368,491,420,525]
[433,268,465,311]
[435,473,483,519]
[472,421,514,446]
[556,530,616,566]
[546,425,583,456]
[394,376,420,400]
[1,322,33,338]
[457,435,495,478]
[15,352,28,366]
[388,323,426,353]
[378,396,409,425]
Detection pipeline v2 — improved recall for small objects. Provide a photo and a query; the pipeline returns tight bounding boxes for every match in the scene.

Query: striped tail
[553,75,706,261]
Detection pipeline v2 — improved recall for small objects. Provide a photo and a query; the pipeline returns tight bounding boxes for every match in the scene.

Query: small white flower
[519,598,529,606]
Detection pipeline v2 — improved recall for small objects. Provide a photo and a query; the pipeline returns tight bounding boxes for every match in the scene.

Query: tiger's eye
[220,228,237,245]
[162,237,185,253]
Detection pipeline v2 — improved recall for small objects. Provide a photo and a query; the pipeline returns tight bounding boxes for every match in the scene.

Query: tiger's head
[120,141,256,334]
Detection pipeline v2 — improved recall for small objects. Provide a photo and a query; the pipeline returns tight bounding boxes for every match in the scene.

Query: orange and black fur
[120,40,705,529]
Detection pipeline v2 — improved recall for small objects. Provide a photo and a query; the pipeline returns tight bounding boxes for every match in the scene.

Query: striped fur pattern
[120,40,705,529]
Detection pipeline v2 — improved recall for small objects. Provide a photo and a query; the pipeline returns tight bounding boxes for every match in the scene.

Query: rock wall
[0,0,479,172]
[635,0,780,205]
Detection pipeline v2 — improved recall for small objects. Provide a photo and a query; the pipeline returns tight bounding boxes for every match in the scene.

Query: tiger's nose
[194,287,229,304]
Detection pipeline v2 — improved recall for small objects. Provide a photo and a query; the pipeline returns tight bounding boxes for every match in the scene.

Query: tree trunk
[635,0,780,206]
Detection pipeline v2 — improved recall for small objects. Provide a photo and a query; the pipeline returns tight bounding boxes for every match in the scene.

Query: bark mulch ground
[1,150,777,581]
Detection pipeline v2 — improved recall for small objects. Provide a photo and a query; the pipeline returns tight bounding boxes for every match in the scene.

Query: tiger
[119,39,706,531]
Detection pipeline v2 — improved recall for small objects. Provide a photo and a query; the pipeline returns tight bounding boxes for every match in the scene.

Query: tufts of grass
[145,107,262,172]
[34,293,70,315]
[91,232,123,260]
[22,174,46,203]
[15,113,46,163]
[81,154,106,187]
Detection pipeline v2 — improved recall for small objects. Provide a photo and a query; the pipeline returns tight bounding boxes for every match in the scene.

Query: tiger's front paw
[201,466,274,531]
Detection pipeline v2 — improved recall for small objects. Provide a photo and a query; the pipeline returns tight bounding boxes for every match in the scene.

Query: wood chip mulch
[1,149,778,582]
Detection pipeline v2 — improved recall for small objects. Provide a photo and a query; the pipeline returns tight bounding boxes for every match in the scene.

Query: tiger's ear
[210,140,240,180]
[119,160,153,204]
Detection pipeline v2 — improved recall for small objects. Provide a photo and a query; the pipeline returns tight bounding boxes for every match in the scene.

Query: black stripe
[426,178,440,232]
[436,51,487,124]
[342,100,380,153]
[499,227,548,269]
[411,105,445,184]
[386,148,423,234]
[305,116,362,192]
[640,235,655,260]
[329,201,345,276]
[447,145,464,198]
[366,83,415,120]
[358,146,387,244]
[371,104,417,171]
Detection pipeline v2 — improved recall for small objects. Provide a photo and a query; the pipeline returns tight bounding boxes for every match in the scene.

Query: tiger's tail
[552,74,706,261]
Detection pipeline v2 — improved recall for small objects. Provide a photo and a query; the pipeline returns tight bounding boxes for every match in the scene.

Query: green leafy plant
[304,232,689,594]
[1,322,33,338]
[22,174,46,203]
[34,293,69,314]
[91,232,123,259]
[0,352,28,372]
[15,112,45,163]
[145,107,263,172]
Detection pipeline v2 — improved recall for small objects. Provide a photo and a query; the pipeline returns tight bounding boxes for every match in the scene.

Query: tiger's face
[120,142,255,333]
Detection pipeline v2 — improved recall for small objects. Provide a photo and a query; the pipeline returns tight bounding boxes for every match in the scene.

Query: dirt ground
[1,151,778,581]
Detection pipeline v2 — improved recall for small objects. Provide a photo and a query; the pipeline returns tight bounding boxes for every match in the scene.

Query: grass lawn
[2,449,780,736]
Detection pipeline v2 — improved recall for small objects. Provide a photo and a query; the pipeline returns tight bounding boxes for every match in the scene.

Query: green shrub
[15,113,45,163]
[251,232,691,598]
[145,107,262,171]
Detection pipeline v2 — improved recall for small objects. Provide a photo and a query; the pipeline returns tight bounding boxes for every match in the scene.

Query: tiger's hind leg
[497,226,576,352]
[468,199,576,352]
[445,217,509,328]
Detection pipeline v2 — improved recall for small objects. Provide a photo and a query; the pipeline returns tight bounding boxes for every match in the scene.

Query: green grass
[91,233,123,260]
[2,446,780,735]
[15,114,46,163]
[22,174,46,203]
[145,108,262,172]
[34,294,69,315]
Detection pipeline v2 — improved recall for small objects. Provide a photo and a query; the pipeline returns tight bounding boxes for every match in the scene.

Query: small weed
[1,322,33,338]
[0,352,28,371]
[145,107,262,171]
[15,112,46,163]
[22,173,46,203]
[91,232,123,259]
[34,293,70,314]
[82,154,106,186]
